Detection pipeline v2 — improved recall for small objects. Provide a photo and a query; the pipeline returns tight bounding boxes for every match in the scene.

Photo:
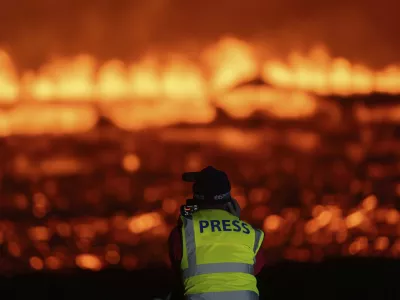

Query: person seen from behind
[167,166,266,300]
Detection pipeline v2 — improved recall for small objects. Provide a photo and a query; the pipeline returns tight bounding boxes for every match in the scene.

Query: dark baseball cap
[182,166,231,201]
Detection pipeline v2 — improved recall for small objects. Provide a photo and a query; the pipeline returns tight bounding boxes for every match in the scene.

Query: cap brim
[182,172,199,182]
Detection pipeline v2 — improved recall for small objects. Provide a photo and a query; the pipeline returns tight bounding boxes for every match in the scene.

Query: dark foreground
[0,258,399,300]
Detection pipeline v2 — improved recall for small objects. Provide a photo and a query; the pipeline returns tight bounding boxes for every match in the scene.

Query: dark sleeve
[168,220,185,300]
[254,249,266,275]
[168,225,183,278]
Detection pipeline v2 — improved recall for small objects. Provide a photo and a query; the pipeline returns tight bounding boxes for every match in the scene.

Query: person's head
[182,166,241,218]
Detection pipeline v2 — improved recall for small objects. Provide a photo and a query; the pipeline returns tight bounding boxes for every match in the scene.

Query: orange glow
[345,211,364,228]
[144,187,165,203]
[249,188,270,204]
[45,256,62,270]
[264,215,283,232]
[162,198,178,214]
[375,208,390,222]
[28,226,50,241]
[1,38,400,134]
[56,222,72,237]
[392,239,400,255]
[32,193,49,218]
[185,153,203,171]
[336,229,348,244]
[75,254,102,271]
[361,195,378,211]
[93,219,109,234]
[0,31,400,271]
[355,104,400,124]
[8,241,21,257]
[74,224,95,239]
[349,236,369,255]
[105,244,121,265]
[29,256,44,270]
[204,37,258,91]
[316,210,333,227]
[305,219,320,235]
[0,50,18,102]
[312,205,325,218]
[261,46,400,95]
[232,193,247,209]
[282,208,299,223]
[127,212,164,234]
[386,209,400,225]
[160,128,265,153]
[0,104,98,136]
[217,87,317,119]
[122,153,141,172]
[2,38,400,103]
[374,236,389,251]
[218,128,263,151]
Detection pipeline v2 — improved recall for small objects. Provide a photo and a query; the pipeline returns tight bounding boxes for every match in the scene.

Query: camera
[180,204,199,217]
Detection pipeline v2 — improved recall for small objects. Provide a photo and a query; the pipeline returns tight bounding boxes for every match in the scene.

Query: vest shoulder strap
[253,228,264,254]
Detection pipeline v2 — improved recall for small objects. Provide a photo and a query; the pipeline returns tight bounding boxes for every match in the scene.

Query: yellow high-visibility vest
[180,209,264,300]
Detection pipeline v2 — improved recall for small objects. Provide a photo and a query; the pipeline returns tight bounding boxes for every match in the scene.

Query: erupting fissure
[0,37,399,135]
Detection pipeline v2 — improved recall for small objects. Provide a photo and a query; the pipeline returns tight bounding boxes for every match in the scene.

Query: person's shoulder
[253,226,265,236]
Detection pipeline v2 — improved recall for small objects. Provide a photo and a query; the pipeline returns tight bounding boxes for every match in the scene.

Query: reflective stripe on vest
[253,229,262,253]
[182,217,262,280]
[182,262,254,279]
[186,290,259,300]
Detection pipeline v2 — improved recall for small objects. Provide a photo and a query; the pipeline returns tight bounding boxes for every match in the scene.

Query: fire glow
[3,37,400,102]
[0,37,400,135]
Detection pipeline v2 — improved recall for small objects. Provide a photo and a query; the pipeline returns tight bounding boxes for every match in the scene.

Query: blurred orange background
[0,0,399,275]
